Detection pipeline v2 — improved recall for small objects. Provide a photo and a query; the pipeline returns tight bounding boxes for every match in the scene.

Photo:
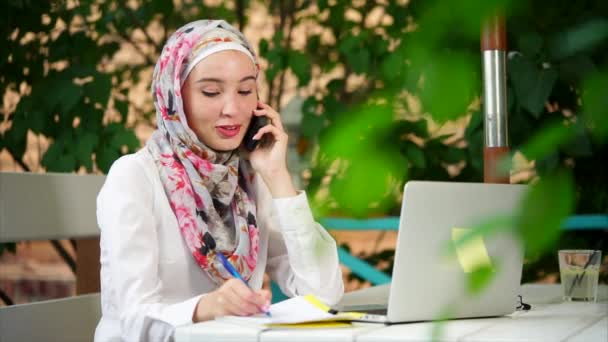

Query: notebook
[335,181,527,323]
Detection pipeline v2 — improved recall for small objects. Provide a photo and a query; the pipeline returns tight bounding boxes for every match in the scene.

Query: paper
[220,295,334,325]
[217,294,386,328]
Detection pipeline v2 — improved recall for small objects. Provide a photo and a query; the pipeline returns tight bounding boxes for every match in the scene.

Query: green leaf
[150,0,175,15]
[509,55,558,117]
[535,152,560,174]
[517,32,543,57]
[519,121,576,161]
[381,53,405,83]
[405,119,429,138]
[347,49,370,74]
[317,0,329,11]
[58,82,83,114]
[96,146,120,174]
[582,71,608,140]
[328,3,346,29]
[560,122,592,157]
[14,97,46,134]
[115,99,129,123]
[322,96,341,120]
[558,55,596,83]
[42,138,78,172]
[321,102,394,159]
[75,131,98,171]
[468,264,499,295]
[109,128,139,151]
[442,147,467,164]
[338,34,358,55]
[85,74,112,106]
[467,131,483,172]
[329,151,405,218]
[300,97,324,139]
[4,113,29,160]
[516,172,575,257]
[301,112,325,140]
[404,142,426,169]
[431,307,455,342]
[509,108,535,148]
[288,51,311,85]
[326,79,345,94]
[549,18,608,59]
[319,101,406,216]
[465,111,483,138]
[417,51,478,122]
[259,38,269,55]
[306,35,321,54]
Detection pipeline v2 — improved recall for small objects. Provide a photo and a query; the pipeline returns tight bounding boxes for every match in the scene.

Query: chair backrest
[0,293,102,342]
[0,171,106,342]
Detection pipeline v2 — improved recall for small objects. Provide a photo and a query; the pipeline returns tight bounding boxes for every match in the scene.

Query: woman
[95,20,344,341]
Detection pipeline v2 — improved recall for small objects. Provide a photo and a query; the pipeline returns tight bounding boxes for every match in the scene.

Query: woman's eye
[238,90,253,96]
[202,91,220,97]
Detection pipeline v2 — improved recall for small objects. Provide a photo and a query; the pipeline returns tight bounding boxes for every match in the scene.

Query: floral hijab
[146,20,260,285]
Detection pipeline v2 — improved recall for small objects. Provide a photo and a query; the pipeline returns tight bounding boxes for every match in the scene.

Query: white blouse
[94,149,344,342]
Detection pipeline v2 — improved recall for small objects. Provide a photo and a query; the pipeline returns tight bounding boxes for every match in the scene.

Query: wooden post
[481,14,510,184]
[76,238,100,294]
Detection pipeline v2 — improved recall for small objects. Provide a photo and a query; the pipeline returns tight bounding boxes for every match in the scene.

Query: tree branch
[15,157,30,172]
[0,288,14,306]
[50,240,76,274]
[5,146,31,172]
[111,23,156,66]
[236,0,246,31]
[276,1,296,109]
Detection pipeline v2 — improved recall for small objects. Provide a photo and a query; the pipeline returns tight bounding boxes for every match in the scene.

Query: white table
[175,284,608,342]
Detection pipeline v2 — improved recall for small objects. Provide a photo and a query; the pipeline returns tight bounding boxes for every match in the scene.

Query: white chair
[0,172,105,342]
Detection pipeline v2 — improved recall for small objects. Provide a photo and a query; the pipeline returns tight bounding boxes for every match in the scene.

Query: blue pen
[216,252,272,317]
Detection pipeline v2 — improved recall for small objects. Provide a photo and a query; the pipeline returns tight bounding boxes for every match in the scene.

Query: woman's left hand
[248,102,297,198]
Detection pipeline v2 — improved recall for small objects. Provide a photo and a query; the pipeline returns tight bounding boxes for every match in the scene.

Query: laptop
[336,181,527,323]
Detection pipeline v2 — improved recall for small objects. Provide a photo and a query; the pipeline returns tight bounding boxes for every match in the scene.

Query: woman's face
[181,50,258,151]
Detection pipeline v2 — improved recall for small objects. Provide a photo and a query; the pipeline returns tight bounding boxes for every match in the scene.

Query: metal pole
[481,14,510,183]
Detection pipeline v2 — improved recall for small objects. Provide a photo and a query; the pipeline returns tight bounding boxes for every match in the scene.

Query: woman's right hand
[193,278,272,322]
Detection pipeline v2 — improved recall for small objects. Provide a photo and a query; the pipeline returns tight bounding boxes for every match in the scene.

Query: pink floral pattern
[145,20,260,285]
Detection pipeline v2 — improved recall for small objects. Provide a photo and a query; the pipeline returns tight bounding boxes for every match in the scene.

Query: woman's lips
[216,125,241,138]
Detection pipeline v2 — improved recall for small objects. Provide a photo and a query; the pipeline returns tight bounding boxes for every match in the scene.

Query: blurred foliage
[0,242,16,255]
[0,0,247,276]
[277,0,607,287]
[0,0,243,173]
[1,0,607,293]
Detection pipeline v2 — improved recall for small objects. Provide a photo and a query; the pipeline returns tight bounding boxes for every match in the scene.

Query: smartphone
[243,115,269,151]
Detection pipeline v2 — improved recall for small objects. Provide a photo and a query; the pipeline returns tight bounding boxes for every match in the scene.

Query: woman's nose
[221,94,240,116]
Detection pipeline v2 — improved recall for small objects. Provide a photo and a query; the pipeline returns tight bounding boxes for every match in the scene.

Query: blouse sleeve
[264,190,344,306]
[97,156,203,341]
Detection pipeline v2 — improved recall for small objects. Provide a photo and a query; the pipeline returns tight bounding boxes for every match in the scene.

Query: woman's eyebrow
[196,77,222,83]
[240,75,256,82]
[196,75,256,83]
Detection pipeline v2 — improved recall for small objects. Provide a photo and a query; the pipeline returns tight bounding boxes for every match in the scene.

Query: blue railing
[321,214,608,232]
[563,215,608,230]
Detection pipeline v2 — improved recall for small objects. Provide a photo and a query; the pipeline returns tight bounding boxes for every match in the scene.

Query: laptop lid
[386,181,526,322]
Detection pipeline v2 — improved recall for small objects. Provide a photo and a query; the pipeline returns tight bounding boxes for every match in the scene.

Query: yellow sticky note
[451,228,494,273]
[268,321,352,329]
